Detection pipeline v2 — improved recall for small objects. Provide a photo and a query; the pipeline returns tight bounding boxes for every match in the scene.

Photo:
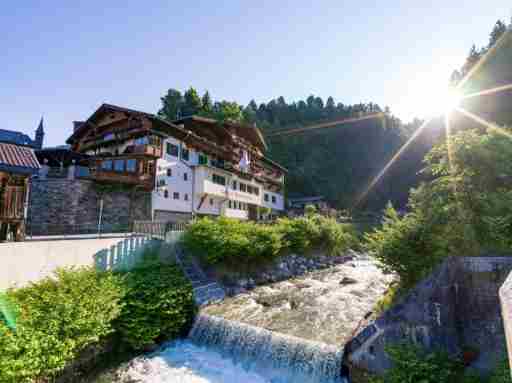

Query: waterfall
[189,314,348,383]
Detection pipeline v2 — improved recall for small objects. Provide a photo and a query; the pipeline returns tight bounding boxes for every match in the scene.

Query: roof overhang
[0,142,40,174]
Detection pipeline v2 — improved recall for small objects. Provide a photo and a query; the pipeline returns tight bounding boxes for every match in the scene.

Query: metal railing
[25,222,131,238]
[132,220,187,239]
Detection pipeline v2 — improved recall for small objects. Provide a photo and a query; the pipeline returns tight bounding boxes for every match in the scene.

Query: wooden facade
[0,172,29,241]
[0,142,40,241]
[67,104,287,192]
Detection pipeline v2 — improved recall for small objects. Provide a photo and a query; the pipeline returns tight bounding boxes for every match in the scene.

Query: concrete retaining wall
[347,256,512,380]
[0,235,156,290]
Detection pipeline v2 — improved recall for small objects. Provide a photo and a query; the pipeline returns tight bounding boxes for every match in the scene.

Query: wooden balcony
[80,156,156,190]
[130,144,162,158]
[88,169,154,190]
[0,186,25,221]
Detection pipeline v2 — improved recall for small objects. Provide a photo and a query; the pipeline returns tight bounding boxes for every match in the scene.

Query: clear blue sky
[1,1,510,147]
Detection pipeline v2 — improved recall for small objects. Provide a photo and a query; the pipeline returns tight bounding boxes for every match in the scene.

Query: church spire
[35,116,44,149]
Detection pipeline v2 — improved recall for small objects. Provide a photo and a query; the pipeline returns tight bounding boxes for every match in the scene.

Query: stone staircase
[174,246,225,306]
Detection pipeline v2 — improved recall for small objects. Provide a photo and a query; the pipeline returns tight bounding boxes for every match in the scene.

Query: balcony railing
[0,186,25,220]
[87,168,154,189]
[131,144,162,158]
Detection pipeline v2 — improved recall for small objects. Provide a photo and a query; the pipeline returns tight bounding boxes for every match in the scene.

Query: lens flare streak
[267,113,385,137]
[354,117,434,207]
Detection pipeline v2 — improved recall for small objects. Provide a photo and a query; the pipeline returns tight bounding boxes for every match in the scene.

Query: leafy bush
[115,263,196,350]
[183,216,358,265]
[370,344,481,383]
[488,360,511,383]
[304,204,317,216]
[183,217,284,265]
[364,203,448,288]
[0,268,125,382]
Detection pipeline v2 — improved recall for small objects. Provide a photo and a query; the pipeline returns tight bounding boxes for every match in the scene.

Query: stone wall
[28,179,151,235]
[209,250,358,296]
[346,256,512,380]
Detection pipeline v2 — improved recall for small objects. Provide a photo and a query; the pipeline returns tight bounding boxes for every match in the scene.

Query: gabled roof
[0,142,40,174]
[0,129,36,147]
[173,115,267,150]
[66,103,181,144]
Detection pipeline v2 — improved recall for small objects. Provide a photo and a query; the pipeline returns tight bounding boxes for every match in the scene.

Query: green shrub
[115,263,195,350]
[364,203,449,288]
[183,217,284,265]
[370,344,480,383]
[276,216,320,254]
[183,216,358,266]
[488,360,511,383]
[0,268,125,382]
[304,204,317,216]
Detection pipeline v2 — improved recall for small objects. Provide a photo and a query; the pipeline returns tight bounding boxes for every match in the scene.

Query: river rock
[339,276,358,285]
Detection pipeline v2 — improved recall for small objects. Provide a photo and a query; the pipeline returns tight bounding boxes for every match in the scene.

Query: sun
[439,88,463,114]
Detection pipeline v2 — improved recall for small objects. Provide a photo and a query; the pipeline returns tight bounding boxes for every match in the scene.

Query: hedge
[0,262,195,383]
[182,215,358,265]
[114,263,196,350]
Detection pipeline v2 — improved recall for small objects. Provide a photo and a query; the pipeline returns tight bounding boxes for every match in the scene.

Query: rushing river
[204,255,394,345]
[118,315,348,383]
[115,256,391,382]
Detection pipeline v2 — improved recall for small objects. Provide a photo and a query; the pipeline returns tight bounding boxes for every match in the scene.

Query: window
[181,147,190,161]
[240,183,247,192]
[233,201,238,209]
[264,194,269,202]
[114,159,124,172]
[254,187,260,196]
[126,159,136,172]
[166,143,179,157]
[167,168,172,177]
[199,154,208,165]
[247,185,253,194]
[102,160,112,170]
[184,194,189,201]
[215,158,225,169]
[173,192,180,200]
[157,179,166,187]
[232,180,237,190]
[135,136,149,145]
[183,173,188,181]
[210,198,214,206]
[212,174,226,186]
[272,196,277,204]
[228,200,232,209]
[164,190,169,198]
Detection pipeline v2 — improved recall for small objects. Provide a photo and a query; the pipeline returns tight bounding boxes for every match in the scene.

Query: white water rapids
[115,256,392,382]
[118,315,348,383]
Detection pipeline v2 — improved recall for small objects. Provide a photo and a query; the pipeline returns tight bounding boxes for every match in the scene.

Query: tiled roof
[0,129,35,147]
[0,142,40,173]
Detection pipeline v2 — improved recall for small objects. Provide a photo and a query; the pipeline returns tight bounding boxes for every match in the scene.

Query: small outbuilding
[0,142,40,241]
